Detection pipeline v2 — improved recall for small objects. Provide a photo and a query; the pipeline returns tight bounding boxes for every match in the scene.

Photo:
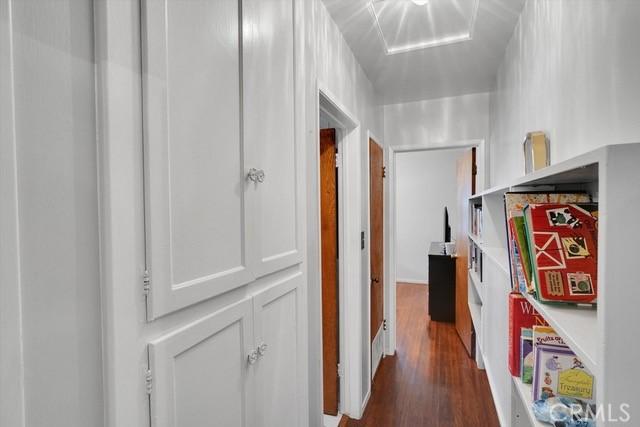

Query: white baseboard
[396,278,428,285]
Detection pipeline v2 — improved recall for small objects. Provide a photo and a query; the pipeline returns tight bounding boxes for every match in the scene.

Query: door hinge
[337,363,344,378]
[143,269,151,296]
[382,166,387,178]
[335,151,342,168]
[145,369,153,395]
[383,319,387,331]
[472,164,478,176]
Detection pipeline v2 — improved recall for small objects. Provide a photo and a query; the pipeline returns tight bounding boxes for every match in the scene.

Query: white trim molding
[313,81,363,419]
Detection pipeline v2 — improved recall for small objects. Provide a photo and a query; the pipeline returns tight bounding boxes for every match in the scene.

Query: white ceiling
[321,0,526,104]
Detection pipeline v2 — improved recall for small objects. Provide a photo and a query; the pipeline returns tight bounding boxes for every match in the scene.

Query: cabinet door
[243,0,302,277]
[253,273,305,427]
[142,0,254,318]
[148,298,255,427]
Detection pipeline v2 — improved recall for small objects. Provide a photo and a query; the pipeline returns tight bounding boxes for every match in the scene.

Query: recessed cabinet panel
[149,299,254,427]
[143,0,253,318]
[253,273,303,427]
[244,0,301,276]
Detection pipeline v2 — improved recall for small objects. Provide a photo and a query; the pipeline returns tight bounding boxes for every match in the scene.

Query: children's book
[532,344,595,404]
[508,293,547,377]
[504,193,591,292]
[532,325,566,348]
[520,328,534,384]
[523,203,598,304]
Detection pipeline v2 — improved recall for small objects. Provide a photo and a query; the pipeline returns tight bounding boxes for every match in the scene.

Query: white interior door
[253,273,304,427]
[243,0,301,277]
[142,0,255,319]
[148,298,255,427]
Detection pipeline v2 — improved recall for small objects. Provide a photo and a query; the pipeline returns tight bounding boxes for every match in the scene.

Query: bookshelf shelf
[480,245,509,276]
[522,292,597,373]
[466,144,640,427]
[468,232,483,246]
[468,269,483,302]
[512,377,545,427]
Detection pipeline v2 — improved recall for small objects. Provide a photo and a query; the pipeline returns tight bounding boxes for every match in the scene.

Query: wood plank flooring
[346,283,500,427]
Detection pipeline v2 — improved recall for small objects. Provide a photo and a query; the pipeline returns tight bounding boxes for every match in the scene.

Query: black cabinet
[428,242,456,322]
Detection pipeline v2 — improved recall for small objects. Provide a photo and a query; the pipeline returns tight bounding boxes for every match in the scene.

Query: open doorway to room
[351,142,499,425]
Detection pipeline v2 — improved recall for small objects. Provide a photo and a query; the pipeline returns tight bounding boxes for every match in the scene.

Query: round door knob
[247,350,258,365]
[257,342,268,356]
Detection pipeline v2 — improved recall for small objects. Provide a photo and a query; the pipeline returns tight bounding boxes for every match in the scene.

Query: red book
[523,203,598,304]
[508,292,547,377]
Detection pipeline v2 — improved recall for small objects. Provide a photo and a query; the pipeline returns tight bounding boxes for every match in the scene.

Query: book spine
[508,294,517,376]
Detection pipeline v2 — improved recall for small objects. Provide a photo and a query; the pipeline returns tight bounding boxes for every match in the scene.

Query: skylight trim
[369,0,480,55]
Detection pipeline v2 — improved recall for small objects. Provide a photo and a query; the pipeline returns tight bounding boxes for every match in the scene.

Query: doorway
[386,140,486,355]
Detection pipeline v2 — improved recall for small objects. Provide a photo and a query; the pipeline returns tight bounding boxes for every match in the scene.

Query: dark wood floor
[346,283,500,427]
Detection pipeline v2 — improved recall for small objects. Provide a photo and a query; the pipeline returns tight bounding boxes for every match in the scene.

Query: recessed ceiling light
[412,0,429,6]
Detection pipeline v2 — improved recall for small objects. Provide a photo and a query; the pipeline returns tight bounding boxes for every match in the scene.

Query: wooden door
[455,148,477,356]
[148,299,255,427]
[320,129,339,415]
[253,273,304,427]
[369,140,384,344]
[142,0,254,319]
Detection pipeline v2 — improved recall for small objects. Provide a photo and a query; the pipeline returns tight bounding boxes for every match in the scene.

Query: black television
[443,206,452,243]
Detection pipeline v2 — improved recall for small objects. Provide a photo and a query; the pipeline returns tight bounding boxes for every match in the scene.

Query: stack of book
[504,192,598,306]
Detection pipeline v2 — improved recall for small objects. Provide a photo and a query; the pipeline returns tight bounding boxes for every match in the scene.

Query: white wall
[1,1,104,426]
[305,0,384,422]
[490,0,640,185]
[384,93,491,148]
[384,93,491,189]
[395,150,462,284]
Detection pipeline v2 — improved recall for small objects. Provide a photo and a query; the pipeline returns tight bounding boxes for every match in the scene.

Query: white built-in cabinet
[142,0,301,319]
[149,273,303,427]
[138,0,305,425]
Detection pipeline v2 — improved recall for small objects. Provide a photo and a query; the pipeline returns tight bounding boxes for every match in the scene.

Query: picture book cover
[520,328,534,384]
[508,293,547,377]
[532,325,566,348]
[504,193,591,292]
[532,344,595,404]
[523,203,598,304]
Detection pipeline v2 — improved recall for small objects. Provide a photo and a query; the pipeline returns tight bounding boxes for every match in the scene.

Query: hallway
[347,283,499,427]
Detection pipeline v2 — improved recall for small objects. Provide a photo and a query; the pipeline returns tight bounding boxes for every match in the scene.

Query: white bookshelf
[467,144,640,427]
[511,377,545,427]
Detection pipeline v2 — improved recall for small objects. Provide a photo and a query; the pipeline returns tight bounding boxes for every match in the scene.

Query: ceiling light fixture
[411,0,429,6]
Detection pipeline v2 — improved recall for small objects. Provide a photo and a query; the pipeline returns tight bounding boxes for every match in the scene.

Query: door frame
[385,139,486,355]
[310,81,363,419]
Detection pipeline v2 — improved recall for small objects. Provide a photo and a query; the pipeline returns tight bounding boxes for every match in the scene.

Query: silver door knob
[247,350,258,365]
[247,168,265,183]
[257,342,268,357]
